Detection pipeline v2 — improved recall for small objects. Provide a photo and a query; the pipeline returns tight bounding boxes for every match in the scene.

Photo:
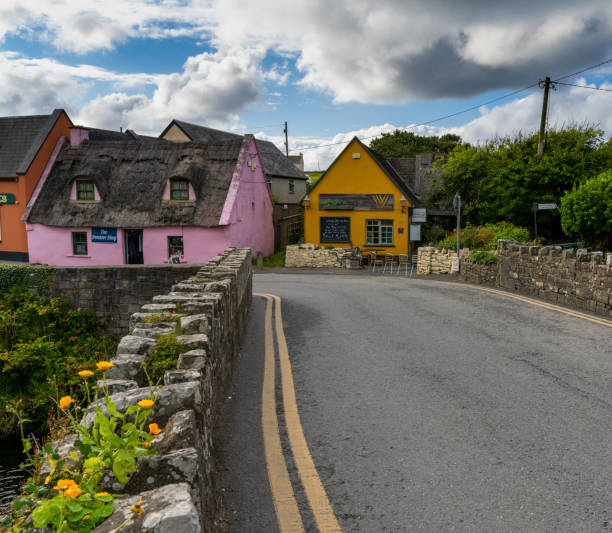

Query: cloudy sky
[2,0,612,168]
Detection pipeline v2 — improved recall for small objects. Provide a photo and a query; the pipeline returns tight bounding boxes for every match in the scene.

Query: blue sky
[1,1,611,168]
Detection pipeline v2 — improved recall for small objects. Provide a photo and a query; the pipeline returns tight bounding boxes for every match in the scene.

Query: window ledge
[67,254,91,258]
[70,200,100,203]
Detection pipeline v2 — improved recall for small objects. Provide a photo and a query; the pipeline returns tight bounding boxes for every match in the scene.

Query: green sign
[0,193,15,205]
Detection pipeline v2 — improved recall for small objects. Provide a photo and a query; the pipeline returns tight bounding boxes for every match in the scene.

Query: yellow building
[303,137,418,257]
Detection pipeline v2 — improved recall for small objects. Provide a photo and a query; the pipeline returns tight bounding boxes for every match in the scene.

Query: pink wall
[26,224,232,266]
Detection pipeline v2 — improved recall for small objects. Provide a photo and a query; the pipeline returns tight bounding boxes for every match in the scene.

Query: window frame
[72,231,88,255]
[288,180,295,194]
[170,178,190,201]
[167,235,184,258]
[76,180,95,201]
[366,219,394,246]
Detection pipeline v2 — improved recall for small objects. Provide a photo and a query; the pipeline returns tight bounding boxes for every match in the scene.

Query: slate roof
[27,137,248,228]
[161,120,308,181]
[0,109,69,177]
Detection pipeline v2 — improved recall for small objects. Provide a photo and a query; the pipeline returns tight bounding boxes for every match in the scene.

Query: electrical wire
[553,57,612,82]
[554,81,612,92]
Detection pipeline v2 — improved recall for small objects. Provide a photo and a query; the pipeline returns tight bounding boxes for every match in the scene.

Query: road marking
[270,293,343,533]
[259,294,304,533]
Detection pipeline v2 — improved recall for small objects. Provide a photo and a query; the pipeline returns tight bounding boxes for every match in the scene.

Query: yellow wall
[304,138,413,256]
[162,124,190,142]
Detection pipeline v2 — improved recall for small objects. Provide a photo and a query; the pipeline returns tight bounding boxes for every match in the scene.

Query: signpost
[453,192,461,260]
[533,202,558,242]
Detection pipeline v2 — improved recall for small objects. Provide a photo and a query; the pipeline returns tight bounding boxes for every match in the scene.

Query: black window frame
[170,178,190,201]
[288,180,295,194]
[366,219,394,246]
[76,180,95,201]
[72,231,88,255]
[168,235,184,258]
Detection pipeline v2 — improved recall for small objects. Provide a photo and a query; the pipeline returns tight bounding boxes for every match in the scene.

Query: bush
[0,289,116,436]
[147,334,187,384]
[437,221,530,251]
[560,170,612,251]
[468,250,498,264]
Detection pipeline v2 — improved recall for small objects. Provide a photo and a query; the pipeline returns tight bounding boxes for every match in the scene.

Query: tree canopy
[430,126,612,241]
[369,130,464,157]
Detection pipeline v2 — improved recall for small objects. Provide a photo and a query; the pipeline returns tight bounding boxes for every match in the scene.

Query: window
[76,180,95,201]
[170,178,190,200]
[168,236,184,258]
[288,180,295,194]
[366,219,393,246]
[72,232,88,255]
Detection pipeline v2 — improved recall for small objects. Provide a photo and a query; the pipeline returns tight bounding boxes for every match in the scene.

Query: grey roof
[27,137,248,228]
[161,120,308,181]
[0,109,69,176]
[386,157,417,195]
[86,128,158,142]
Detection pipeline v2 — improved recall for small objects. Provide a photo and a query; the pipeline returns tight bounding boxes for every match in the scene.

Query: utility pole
[283,121,289,157]
[537,77,551,155]
[453,192,461,257]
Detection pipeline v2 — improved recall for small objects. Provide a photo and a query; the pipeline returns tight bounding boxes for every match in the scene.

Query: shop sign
[0,193,15,204]
[91,227,118,243]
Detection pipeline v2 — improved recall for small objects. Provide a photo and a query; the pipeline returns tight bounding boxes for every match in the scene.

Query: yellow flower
[54,479,81,498]
[142,440,150,449]
[140,361,146,366]
[130,497,144,519]
[148,423,162,435]
[44,474,52,484]
[137,399,154,410]
[95,492,111,498]
[59,396,74,410]
[78,370,94,378]
[96,361,114,371]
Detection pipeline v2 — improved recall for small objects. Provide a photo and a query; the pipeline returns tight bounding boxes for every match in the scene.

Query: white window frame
[366,219,394,246]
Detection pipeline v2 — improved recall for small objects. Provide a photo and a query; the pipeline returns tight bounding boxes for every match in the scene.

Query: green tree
[560,170,612,250]
[369,130,464,157]
[431,126,612,239]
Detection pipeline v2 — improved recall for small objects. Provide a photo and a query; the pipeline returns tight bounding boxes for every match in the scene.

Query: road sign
[412,208,427,223]
[537,203,557,210]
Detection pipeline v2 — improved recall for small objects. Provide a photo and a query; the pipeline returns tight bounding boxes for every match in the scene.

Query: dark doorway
[124,229,143,264]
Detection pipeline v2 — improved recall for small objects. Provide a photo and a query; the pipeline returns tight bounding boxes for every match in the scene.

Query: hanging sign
[0,193,15,204]
[91,227,118,243]
[537,203,557,210]
[411,208,427,222]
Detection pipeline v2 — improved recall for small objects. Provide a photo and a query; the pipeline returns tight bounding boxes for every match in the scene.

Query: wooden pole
[537,77,551,155]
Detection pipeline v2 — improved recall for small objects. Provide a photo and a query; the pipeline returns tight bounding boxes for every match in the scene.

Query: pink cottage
[23,133,273,265]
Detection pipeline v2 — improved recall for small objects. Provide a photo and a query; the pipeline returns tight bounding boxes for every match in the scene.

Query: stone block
[178,349,207,370]
[117,336,157,356]
[92,483,201,533]
[176,334,209,352]
[132,324,177,339]
[155,410,198,455]
[97,379,139,395]
[179,314,209,335]
[164,370,202,385]
[105,354,146,383]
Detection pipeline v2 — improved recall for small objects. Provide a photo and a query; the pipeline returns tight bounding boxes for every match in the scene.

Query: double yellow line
[257,293,342,533]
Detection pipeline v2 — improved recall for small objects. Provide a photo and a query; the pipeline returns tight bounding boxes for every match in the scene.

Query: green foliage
[560,170,612,251]
[0,265,55,295]
[148,334,186,384]
[306,171,324,191]
[432,126,612,238]
[262,248,287,268]
[140,313,179,324]
[0,289,116,437]
[369,130,464,157]
[468,250,498,264]
[271,192,281,204]
[437,222,530,251]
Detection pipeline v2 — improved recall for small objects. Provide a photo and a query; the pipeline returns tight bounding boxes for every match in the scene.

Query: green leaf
[31,505,50,527]
[65,499,83,513]
[112,448,137,485]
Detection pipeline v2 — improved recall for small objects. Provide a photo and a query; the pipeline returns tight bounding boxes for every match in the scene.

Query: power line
[553,57,612,82]
[555,81,612,92]
[291,81,540,153]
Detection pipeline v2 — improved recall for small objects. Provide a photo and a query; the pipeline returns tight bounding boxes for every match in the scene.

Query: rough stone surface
[92,483,201,533]
[156,410,198,455]
[179,314,209,335]
[97,378,139,395]
[105,353,146,384]
[164,369,201,385]
[285,243,361,268]
[117,336,156,356]
[178,349,207,371]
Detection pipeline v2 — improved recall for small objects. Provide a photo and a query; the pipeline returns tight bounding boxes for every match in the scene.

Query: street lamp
[400,196,407,213]
[302,195,310,209]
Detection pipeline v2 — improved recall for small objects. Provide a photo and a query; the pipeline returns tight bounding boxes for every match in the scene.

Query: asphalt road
[218,272,612,533]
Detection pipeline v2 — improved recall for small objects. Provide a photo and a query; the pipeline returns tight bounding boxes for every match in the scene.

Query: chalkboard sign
[320,217,350,243]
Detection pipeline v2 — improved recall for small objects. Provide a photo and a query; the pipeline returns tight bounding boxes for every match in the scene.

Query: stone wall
[498,240,612,317]
[285,243,353,268]
[35,264,204,337]
[416,246,469,275]
[45,248,251,532]
[459,259,498,285]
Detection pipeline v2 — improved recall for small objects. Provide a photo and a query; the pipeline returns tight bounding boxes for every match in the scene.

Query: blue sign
[91,228,117,243]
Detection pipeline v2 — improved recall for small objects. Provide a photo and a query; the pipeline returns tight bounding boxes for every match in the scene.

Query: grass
[251,248,286,268]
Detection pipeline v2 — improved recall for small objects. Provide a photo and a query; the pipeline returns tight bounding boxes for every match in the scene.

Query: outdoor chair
[410,254,418,277]
[382,253,395,274]
[396,254,410,276]
[370,252,383,272]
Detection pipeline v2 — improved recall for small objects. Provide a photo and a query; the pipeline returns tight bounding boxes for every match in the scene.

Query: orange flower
[54,479,81,498]
[142,440,150,449]
[148,423,162,435]
[96,361,114,371]
[137,399,154,410]
[171,309,177,314]
[130,497,144,519]
[78,370,94,378]
[59,396,74,410]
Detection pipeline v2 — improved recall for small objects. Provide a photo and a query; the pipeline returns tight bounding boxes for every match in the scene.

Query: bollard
[256,251,263,270]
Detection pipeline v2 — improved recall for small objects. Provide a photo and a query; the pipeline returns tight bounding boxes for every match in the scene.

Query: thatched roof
[0,109,70,176]
[160,120,308,180]
[27,137,247,228]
